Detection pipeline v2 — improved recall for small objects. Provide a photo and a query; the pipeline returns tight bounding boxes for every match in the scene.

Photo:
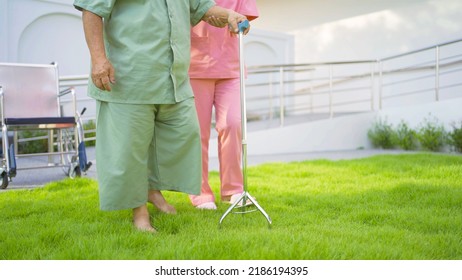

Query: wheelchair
[0,62,92,189]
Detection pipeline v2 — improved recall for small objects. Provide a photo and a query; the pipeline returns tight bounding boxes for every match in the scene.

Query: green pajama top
[73,0,215,104]
[73,0,213,210]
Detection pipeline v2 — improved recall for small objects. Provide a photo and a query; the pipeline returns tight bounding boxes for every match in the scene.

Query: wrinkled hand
[204,9,249,34]
[204,15,228,28]
[91,59,116,91]
[227,10,249,34]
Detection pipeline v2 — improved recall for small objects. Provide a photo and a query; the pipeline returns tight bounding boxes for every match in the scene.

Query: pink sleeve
[238,0,259,21]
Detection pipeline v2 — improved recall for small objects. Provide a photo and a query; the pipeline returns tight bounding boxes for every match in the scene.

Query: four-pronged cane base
[219,191,272,227]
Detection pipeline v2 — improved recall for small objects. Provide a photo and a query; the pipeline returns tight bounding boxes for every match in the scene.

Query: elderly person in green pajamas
[74,0,249,232]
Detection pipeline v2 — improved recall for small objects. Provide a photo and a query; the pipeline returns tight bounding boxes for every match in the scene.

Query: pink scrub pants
[189,78,243,206]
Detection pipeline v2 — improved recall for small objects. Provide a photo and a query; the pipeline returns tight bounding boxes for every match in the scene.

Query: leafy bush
[448,121,462,153]
[392,120,417,150]
[367,117,395,149]
[17,130,49,154]
[416,116,447,152]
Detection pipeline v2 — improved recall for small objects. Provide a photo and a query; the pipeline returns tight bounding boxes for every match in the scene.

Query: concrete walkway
[0,146,416,191]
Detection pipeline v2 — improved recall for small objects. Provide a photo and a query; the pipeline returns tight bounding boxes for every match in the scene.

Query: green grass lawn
[1,153,461,260]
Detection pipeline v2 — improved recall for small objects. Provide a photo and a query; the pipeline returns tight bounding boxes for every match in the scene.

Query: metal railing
[244,38,462,127]
[378,39,462,109]
[245,60,378,126]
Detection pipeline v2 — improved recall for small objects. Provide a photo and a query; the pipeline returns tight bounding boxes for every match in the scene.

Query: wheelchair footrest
[78,142,92,173]
[82,161,92,173]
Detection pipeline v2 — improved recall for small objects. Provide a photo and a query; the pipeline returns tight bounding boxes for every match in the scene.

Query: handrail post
[269,72,273,121]
[14,131,18,157]
[329,64,333,118]
[378,60,383,110]
[48,130,54,165]
[370,62,375,111]
[435,45,440,102]
[309,70,314,114]
[279,66,284,127]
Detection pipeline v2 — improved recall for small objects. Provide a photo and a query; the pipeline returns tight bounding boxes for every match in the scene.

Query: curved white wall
[244,29,294,67]
[1,0,292,74]
[2,0,88,75]
[17,13,89,75]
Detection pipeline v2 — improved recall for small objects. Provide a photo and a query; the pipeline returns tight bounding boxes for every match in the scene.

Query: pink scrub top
[189,0,259,79]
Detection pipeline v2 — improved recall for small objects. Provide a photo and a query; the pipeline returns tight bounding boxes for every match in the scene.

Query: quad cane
[219,20,272,226]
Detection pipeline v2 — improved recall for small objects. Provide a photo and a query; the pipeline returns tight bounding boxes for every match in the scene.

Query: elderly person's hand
[81,10,116,92]
[91,58,116,91]
[203,7,250,34]
[226,10,249,34]
[203,15,228,28]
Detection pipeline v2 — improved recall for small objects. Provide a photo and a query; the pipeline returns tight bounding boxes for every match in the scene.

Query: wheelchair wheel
[60,129,81,178]
[0,171,8,189]
[70,165,82,179]
[64,155,81,179]
[66,155,81,179]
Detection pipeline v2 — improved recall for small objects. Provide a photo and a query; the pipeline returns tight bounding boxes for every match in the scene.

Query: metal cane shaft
[239,30,248,193]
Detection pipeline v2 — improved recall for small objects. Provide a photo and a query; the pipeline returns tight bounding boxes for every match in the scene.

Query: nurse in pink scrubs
[189,0,259,210]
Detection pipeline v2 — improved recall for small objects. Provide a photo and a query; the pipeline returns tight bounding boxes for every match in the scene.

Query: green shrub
[367,117,395,149]
[392,120,417,150]
[416,116,447,152]
[448,121,462,153]
[17,130,49,154]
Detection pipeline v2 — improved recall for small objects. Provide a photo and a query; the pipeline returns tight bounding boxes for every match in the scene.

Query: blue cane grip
[238,20,249,33]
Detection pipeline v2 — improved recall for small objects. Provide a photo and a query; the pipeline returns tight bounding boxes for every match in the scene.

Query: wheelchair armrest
[0,86,4,121]
[59,87,74,97]
[58,87,77,118]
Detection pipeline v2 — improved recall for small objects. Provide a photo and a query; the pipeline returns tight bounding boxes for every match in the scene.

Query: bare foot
[133,205,156,233]
[148,190,177,214]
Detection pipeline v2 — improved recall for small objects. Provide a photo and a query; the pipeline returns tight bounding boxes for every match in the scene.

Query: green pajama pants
[95,98,201,210]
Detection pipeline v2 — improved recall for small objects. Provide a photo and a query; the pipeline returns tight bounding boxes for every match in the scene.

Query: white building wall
[1,0,88,75]
[1,0,293,73]
[0,0,8,62]
[251,0,462,71]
